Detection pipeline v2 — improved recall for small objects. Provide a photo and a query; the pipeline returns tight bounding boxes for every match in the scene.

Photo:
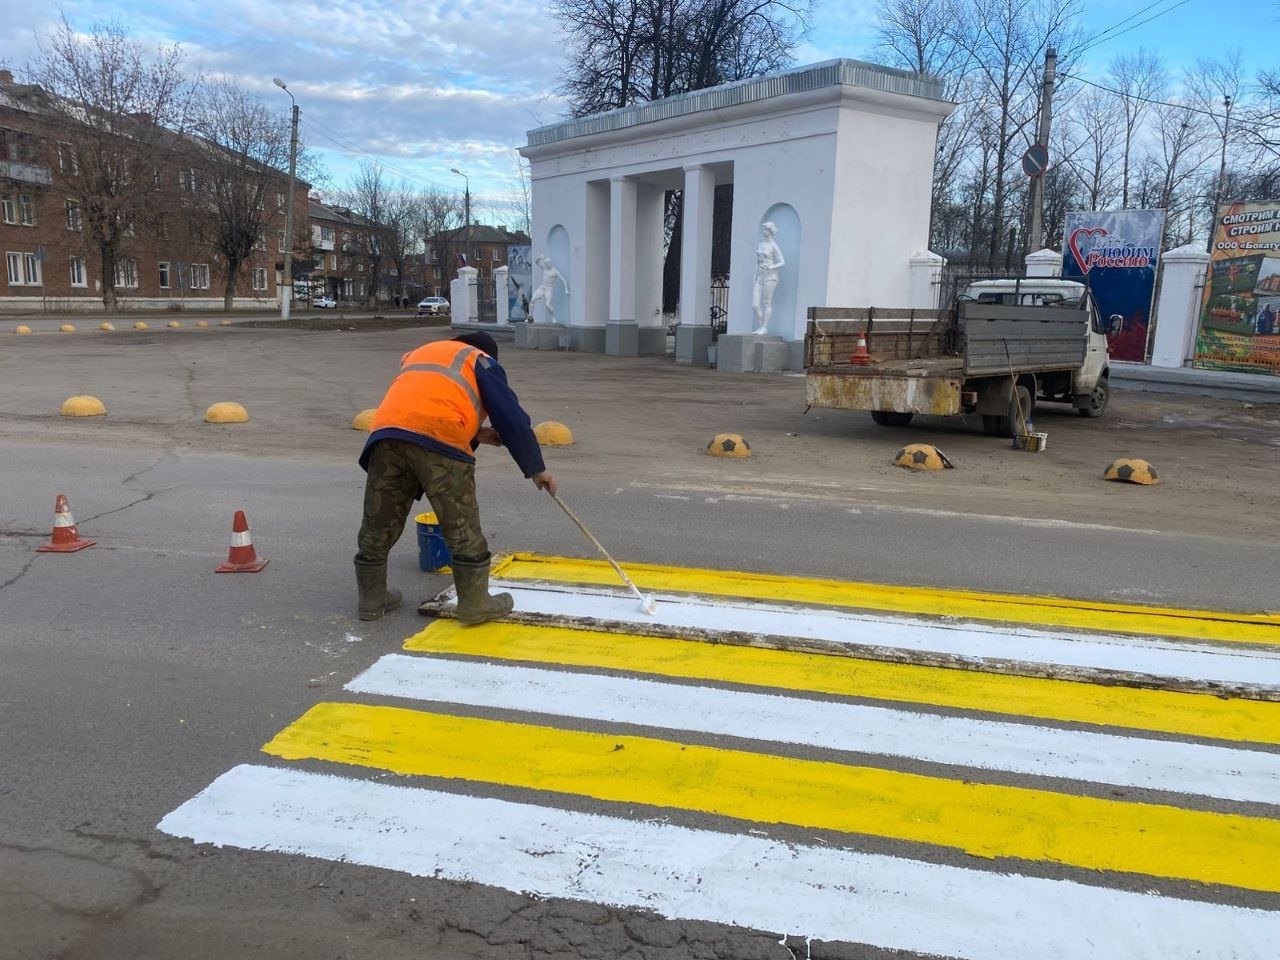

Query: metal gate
[476,278,497,323]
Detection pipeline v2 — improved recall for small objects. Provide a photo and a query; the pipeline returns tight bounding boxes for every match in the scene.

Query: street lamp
[451,167,471,269]
[273,77,300,320]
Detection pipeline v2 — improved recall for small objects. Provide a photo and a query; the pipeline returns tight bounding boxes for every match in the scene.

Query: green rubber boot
[355,561,402,621]
[451,556,514,626]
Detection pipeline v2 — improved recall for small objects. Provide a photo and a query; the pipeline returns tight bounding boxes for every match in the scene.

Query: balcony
[0,160,53,186]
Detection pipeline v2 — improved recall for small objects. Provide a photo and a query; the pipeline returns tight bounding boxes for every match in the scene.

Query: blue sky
[0,0,1255,215]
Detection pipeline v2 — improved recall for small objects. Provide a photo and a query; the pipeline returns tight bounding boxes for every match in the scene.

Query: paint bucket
[1012,431,1048,452]
[415,512,452,572]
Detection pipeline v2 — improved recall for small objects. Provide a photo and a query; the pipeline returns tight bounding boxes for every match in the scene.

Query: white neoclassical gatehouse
[515,59,955,370]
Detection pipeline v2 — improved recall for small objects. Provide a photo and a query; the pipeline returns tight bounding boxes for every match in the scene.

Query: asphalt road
[2,325,1278,959]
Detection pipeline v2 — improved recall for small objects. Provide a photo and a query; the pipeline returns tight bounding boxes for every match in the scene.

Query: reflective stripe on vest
[399,346,483,421]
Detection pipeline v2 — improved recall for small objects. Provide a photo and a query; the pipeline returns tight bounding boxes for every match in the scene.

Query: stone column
[676,164,715,365]
[450,266,478,324]
[1025,248,1062,278]
[1150,244,1210,369]
[494,265,509,323]
[907,251,946,309]
[606,176,639,356]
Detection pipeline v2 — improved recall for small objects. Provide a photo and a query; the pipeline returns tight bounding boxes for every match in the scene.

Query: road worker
[354,331,556,623]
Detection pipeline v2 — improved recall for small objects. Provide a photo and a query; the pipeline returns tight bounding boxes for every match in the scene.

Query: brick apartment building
[306,200,374,304]
[0,69,308,312]
[422,224,530,298]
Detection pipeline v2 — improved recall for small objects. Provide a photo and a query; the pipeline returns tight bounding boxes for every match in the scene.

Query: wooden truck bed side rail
[804,308,953,370]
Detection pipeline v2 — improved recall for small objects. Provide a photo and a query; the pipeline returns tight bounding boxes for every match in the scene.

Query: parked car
[417,296,450,316]
[313,295,337,309]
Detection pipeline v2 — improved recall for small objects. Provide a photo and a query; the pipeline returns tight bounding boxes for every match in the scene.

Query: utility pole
[1209,95,1233,252]
[274,78,300,320]
[1025,47,1057,256]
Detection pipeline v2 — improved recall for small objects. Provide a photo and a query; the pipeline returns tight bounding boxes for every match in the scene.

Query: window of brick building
[158,262,171,289]
[23,253,40,285]
[252,267,267,291]
[1,193,14,224]
[492,247,500,262]
[114,259,138,288]
[65,200,81,231]
[69,257,86,287]
[57,142,79,174]
[191,263,210,289]
[18,194,34,225]
[277,230,286,253]
[5,252,21,285]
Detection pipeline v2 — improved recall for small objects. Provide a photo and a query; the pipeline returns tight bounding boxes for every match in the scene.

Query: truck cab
[960,279,1110,420]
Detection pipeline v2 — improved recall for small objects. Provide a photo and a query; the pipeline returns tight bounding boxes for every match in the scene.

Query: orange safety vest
[371,340,486,454]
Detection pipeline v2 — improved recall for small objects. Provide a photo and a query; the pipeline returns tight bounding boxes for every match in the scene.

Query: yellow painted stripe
[495,553,1280,647]
[264,702,1280,893]
[405,620,1280,746]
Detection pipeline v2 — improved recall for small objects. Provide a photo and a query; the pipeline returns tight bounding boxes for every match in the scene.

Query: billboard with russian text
[1061,209,1164,363]
[1194,201,1280,377]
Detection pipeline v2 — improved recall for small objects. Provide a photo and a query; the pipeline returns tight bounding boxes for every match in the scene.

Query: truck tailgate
[959,302,1089,377]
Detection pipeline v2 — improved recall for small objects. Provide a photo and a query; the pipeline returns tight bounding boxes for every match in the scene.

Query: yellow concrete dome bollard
[60,395,107,417]
[195,319,209,328]
[534,421,574,446]
[99,321,115,332]
[1103,458,1160,485]
[134,321,149,331]
[167,320,182,329]
[219,319,232,326]
[204,402,249,424]
[59,323,76,333]
[894,443,954,471]
[15,324,32,335]
[706,433,751,457]
[352,408,377,431]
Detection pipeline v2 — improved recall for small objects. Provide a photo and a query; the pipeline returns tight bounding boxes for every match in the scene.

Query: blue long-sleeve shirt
[359,352,546,478]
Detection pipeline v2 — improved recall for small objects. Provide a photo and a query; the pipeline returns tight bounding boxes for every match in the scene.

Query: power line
[1074,0,1192,58]
[1059,72,1280,130]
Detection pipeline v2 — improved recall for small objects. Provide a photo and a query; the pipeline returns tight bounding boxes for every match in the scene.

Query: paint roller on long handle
[547,492,658,615]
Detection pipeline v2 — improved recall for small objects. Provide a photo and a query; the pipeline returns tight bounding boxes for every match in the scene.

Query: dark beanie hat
[453,331,499,359]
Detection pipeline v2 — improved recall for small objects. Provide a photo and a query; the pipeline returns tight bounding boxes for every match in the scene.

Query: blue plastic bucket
[415,512,452,572]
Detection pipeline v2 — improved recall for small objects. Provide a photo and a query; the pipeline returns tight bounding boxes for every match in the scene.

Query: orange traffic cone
[37,494,96,553]
[850,333,872,366]
[215,510,269,573]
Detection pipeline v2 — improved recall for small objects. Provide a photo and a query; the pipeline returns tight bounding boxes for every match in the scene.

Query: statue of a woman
[751,222,785,335]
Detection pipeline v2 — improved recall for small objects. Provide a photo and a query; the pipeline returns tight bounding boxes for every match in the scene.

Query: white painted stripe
[486,583,1280,690]
[230,531,252,547]
[158,764,1280,960]
[348,655,1280,805]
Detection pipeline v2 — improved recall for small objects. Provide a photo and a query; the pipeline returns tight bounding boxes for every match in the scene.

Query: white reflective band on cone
[53,513,75,527]
[231,531,253,547]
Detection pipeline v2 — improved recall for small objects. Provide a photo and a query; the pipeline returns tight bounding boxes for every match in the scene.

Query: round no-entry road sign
[1022,144,1049,178]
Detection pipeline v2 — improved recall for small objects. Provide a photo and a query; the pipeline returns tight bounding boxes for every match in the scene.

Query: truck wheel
[871,411,914,427]
[984,386,1032,438]
[1077,375,1110,418]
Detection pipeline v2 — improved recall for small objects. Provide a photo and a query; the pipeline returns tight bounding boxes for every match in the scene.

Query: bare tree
[500,150,533,238]
[1059,87,1121,210]
[379,184,420,306]
[418,188,465,295]
[1106,49,1165,207]
[338,160,393,307]
[554,0,811,116]
[188,79,297,309]
[29,17,191,312]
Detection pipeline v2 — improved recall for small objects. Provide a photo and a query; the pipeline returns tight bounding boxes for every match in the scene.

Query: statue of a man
[529,255,569,324]
[751,221,785,335]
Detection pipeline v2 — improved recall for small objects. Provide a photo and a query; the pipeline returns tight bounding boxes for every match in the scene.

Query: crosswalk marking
[476,585,1280,693]
[158,764,1280,960]
[495,553,1280,645]
[159,555,1280,955]
[347,653,1280,805]
[262,701,1280,892]
[405,620,1280,744]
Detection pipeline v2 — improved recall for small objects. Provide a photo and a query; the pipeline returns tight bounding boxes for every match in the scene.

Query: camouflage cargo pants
[354,439,489,569]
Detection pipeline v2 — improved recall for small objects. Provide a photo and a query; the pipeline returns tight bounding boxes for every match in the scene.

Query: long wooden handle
[548,492,647,602]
